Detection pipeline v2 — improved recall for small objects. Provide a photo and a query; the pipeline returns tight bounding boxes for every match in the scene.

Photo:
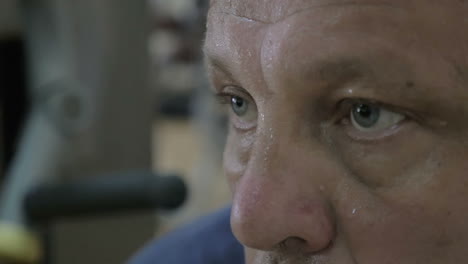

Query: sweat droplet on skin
[262,129,273,167]
[263,147,270,160]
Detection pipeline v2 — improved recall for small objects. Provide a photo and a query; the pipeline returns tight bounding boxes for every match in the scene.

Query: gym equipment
[0,0,187,263]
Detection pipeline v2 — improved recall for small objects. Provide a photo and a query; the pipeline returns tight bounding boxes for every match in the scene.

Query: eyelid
[335,98,415,124]
[214,86,254,104]
[330,83,430,125]
[214,86,258,131]
[333,99,410,142]
[214,92,233,105]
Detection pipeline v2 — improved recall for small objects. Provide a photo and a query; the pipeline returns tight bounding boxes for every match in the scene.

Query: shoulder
[128,206,244,264]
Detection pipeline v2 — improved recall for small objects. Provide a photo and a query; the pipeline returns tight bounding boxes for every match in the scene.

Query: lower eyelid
[344,119,408,142]
[230,118,257,131]
[228,105,258,131]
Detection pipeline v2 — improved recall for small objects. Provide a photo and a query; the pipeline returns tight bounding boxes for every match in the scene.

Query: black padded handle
[23,172,187,223]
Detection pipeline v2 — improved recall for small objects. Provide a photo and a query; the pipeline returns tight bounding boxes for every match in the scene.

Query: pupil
[232,97,244,108]
[352,103,380,128]
[357,104,371,118]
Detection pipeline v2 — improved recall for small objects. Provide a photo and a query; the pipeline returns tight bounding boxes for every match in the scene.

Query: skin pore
[204,0,468,263]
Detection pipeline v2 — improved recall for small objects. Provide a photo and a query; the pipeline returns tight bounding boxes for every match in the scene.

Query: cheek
[346,200,468,264]
[340,150,468,264]
[335,124,437,188]
[223,129,256,192]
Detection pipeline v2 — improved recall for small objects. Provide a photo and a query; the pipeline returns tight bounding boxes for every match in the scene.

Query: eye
[231,96,248,116]
[228,95,258,130]
[350,103,405,132]
[214,88,258,131]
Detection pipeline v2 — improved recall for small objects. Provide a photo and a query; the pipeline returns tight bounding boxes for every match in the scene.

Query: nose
[230,139,336,254]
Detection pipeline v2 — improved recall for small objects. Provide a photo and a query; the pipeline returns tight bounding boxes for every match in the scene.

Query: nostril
[281,237,307,250]
[281,236,334,255]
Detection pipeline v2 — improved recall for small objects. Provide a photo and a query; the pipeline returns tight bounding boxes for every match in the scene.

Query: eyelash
[214,89,416,142]
[335,98,411,123]
[214,92,234,105]
[214,89,253,109]
[214,90,259,131]
[332,98,412,141]
[334,99,373,124]
[214,92,408,120]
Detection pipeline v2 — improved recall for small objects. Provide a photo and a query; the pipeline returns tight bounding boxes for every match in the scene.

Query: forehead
[204,0,468,98]
[205,0,468,63]
[208,0,467,27]
[209,0,314,23]
[210,0,423,24]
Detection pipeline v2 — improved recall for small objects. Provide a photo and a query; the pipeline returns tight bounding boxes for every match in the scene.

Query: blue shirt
[128,206,244,264]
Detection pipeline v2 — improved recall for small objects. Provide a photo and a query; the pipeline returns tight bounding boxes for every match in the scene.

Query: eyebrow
[204,50,422,105]
[206,48,373,84]
[203,48,236,81]
[313,57,372,84]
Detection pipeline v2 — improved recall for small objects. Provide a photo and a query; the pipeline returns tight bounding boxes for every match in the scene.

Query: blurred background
[0,0,231,263]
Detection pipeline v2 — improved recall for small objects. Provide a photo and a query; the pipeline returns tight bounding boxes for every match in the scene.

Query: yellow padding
[0,222,42,263]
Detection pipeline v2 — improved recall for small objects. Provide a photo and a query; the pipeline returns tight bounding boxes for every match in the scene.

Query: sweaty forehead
[205,0,468,89]
[210,0,304,23]
[209,0,402,23]
[209,0,465,24]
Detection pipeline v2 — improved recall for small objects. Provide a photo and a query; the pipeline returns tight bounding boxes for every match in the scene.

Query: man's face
[204,0,468,263]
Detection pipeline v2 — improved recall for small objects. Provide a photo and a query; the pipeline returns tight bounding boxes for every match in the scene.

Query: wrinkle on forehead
[205,0,468,91]
[209,0,404,24]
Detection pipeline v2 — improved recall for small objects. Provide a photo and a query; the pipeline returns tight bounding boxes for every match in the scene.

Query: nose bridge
[247,111,317,193]
[231,121,336,252]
